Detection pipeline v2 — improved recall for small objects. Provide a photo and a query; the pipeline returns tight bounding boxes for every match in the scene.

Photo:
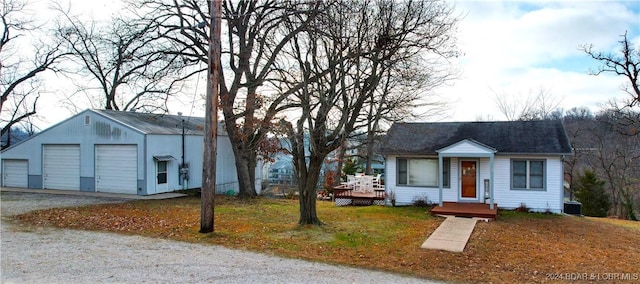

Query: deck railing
[334,184,386,206]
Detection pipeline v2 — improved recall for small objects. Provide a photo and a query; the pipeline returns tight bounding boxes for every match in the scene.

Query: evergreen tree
[342,159,360,177]
[575,170,611,217]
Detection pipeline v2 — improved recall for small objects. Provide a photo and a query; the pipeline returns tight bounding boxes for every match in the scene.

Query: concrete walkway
[0,187,187,200]
[420,216,479,252]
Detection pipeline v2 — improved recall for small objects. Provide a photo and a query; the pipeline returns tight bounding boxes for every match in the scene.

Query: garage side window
[157,161,167,184]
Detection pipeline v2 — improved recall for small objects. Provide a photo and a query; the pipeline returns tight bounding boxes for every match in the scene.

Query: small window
[157,161,167,184]
[442,158,450,188]
[529,161,544,189]
[398,159,408,184]
[512,161,527,188]
[84,115,91,125]
[511,159,545,190]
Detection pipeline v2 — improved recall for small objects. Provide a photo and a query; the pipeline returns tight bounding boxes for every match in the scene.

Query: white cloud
[436,68,629,121]
[437,0,640,121]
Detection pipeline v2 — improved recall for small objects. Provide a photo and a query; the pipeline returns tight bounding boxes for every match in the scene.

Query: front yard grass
[13,196,640,283]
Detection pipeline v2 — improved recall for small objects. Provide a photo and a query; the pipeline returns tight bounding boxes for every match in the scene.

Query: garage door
[95,145,138,194]
[2,160,28,188]
[43,145,80,190]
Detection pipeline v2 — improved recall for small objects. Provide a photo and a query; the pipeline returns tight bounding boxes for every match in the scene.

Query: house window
[443,158,450,188]
[397,158,450,187]
[511,159,545,190]
[157,161,167,184]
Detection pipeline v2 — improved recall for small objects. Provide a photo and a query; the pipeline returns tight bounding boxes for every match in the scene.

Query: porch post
[438,154,443,207]
[489,154,495,210]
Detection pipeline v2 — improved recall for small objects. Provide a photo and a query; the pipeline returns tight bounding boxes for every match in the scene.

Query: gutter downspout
[181,118,185,167]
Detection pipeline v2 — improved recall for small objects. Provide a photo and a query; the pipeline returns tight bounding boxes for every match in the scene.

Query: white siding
[145,133,240,194]
[493,156,564,213]
[385,154,564,212]
[386,156,458,206]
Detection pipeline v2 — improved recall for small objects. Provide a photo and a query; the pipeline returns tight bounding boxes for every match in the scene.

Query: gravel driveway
[1,191,437,283]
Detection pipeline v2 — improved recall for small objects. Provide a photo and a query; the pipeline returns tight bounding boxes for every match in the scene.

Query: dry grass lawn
[13,196,640,283]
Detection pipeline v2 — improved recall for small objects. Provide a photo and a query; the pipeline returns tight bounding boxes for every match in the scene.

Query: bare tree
[562,107,595,200]
[562,107,640,219]
[493,87,562,121]
[582,31,640,134]
[589,111,640,219]
[55,7,186,113]
[130,0,322,197]
[1,0,69,145]
[360,59,455,174]
[278,0,459,225]
[582,31,639,108]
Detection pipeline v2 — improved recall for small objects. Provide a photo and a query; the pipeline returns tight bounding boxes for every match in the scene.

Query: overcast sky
[32,0,640,129]
[440,0,640,121]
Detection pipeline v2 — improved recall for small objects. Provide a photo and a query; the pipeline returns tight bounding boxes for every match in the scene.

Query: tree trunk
[335,141,347,184]
[298,157,324,225]
[364,129,376,175]
[230,142,258,198]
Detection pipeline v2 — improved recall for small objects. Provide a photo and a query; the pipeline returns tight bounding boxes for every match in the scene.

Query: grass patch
[498,210,562,220]
[584,216,640,231]
[12,196,640,283]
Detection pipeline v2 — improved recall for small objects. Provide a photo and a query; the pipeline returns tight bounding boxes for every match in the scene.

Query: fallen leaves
[11,197,640,284]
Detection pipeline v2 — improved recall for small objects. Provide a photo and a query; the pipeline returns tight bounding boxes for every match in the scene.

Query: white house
[379,120,573,213]
[0,109,262,195]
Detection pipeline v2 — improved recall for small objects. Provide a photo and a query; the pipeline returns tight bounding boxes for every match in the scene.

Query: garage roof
[94,109,210,135]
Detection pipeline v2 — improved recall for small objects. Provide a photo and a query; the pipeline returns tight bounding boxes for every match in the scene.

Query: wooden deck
[430,202,498,219]
[334,185,385,206]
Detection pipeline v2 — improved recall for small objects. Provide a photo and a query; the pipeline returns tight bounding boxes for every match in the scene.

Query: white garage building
[1,109,261,195]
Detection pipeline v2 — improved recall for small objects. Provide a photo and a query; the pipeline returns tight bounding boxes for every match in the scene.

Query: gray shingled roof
[94,109,206,135]
[379,120,572,155]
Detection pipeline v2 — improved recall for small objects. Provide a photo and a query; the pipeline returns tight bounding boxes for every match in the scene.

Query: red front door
[461,161,477,198]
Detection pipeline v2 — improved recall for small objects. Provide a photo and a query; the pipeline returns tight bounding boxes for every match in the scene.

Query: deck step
[430,202,498,219]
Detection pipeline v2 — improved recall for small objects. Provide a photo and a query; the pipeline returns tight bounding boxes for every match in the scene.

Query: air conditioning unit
[564,201,582,215]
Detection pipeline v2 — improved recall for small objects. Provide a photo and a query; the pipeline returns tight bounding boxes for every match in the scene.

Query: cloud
[436,0,639,121]
[454,1,638,70]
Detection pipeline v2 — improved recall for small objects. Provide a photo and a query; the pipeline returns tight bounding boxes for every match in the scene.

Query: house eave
[496,152,573,157]
[382,151,573,157]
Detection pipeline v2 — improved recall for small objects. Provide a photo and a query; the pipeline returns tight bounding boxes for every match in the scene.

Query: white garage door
[2,160,28,188]
[43,145,80,190]
[95,145,138,194]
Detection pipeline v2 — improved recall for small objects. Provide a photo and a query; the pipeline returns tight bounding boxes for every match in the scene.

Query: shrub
[575,169,611,217]
[412,195,430,207]
[515,202,530,213]
[322,170,338,195]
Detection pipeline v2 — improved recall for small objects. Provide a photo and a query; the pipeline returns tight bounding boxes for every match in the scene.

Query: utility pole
[200,0,221,233]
